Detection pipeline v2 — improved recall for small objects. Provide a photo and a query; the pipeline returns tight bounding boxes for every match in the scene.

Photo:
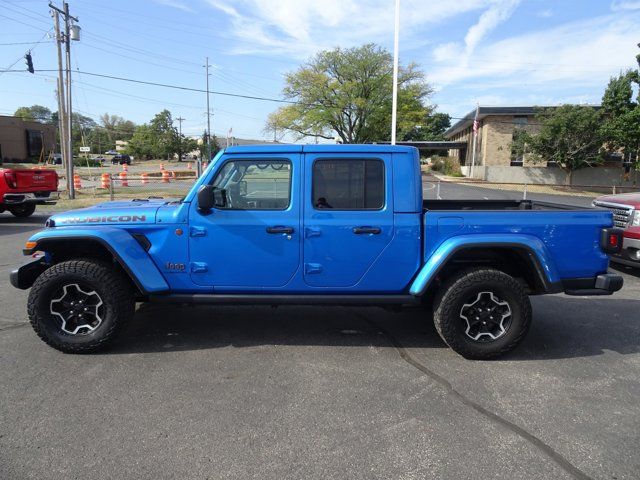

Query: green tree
[14,105,53,123]
[99,113,136,143]
[198,130,220,160]
[512,105,604,185]
[265,44,433,143]
[127,124,157,159]
[601,69,640,165]
[127,110,179,159]
[402,112,451,141]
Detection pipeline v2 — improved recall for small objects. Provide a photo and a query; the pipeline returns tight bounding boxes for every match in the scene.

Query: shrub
[431,156,462,176]
[73,157,102,167]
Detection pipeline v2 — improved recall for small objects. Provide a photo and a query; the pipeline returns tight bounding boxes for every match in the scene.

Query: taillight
[3,171,17,188]
[600,228,623,254]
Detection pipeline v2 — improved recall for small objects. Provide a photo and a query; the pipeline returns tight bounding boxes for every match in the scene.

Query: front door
[189,154,300,289]
[303,154,394,287]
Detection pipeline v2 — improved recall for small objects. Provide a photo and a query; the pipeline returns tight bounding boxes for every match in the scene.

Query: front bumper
[3,191,60,205]
[609,236,640,268]
[563,274,624,296]
[9,257,49,290]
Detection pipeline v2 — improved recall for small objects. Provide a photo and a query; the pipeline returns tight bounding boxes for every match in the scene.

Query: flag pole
[470,103,479,178]
[390,0,400,145]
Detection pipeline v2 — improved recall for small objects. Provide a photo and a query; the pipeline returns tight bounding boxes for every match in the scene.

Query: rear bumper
[2,192,60,205]
[3,191,60,205]
[563,274,624,296]
[609,236,640,268]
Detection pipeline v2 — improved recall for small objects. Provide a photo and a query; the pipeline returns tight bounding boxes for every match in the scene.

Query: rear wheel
[27,260,134,353]
[433,268,531,359]
[9,203,36,218]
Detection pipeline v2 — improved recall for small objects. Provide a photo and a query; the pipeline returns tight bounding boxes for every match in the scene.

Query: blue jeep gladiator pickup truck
[11,145,624,358]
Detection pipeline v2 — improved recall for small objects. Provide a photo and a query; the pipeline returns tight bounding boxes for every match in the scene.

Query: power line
[0,28,52,77]
[0,40,53,45]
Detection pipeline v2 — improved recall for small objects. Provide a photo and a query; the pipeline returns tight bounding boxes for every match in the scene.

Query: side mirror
[197,185,214,212]
[198,185,228,211]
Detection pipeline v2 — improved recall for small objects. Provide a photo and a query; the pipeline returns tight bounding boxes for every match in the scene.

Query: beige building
[444,106,630,186]
[0,115,56,163]
[115,140,129,152]
[445,107,544,170]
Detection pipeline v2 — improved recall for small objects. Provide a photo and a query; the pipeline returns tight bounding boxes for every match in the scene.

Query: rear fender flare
[409,234,561,296]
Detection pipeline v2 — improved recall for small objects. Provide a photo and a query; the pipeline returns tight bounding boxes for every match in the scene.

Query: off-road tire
[433,268,532,359]
[27,260,134,353]
[9,203,36,218]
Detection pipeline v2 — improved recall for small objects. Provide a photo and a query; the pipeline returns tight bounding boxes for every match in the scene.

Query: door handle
[353,226,381,235]
[266,226,294,235]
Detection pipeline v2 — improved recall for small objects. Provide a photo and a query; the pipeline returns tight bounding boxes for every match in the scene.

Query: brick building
[444,107,544,169]
[443,105,631,186]
[0,115,56,163]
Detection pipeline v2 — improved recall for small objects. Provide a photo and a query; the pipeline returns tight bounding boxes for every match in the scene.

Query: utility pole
[52,11,66,177]
[50,1,79,199]
[176,116,184,162]
[390,0,400,145]
[203,57,212,177]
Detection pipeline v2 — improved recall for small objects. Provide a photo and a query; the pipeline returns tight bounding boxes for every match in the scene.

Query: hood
[594,192,640,208]
[48,199,170,226]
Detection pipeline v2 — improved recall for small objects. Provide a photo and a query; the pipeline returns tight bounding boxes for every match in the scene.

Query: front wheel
[433,268,532,359]
[27,260,135,353]
[9,203,36,218]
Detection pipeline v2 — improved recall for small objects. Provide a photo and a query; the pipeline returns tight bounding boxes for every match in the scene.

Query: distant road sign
[79,146,90,152]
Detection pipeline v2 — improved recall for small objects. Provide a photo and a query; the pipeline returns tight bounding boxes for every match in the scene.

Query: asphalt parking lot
[1,187,639,480]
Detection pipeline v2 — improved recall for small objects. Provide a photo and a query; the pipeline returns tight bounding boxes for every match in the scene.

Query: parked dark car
[111,154,132,165]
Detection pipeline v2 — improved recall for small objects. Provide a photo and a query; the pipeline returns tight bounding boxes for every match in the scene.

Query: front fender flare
[25,227,169,294]
[409,234,561,296]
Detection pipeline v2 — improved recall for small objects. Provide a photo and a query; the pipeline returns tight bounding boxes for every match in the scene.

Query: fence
[57,163,202,203]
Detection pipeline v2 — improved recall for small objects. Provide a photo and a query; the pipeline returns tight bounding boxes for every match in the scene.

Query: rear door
[303,153,394,287]
[189,154,301,289]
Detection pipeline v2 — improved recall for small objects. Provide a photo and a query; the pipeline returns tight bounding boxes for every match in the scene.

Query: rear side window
[312,159,384,210]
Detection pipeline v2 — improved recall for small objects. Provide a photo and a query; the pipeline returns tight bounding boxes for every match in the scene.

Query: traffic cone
[162,170,170,183]
[122,163,128,172]
[160,163,165,171]
[99,173,110,189]
[119,171,128,187]
[141,173,149,185]
[73,174,82,190]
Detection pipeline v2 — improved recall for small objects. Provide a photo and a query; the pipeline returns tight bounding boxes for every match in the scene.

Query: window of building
[510,117,528,166]
[211,159,291,210]
[312,159,384,210]
[26,130,43,157]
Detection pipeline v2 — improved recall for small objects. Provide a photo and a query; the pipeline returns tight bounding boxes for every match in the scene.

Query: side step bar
[148,294,420,306]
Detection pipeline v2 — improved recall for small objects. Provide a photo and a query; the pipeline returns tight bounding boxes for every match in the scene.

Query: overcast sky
[1,0,639,140]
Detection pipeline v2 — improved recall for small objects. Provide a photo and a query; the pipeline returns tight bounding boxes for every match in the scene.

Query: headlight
[632,210,640,227]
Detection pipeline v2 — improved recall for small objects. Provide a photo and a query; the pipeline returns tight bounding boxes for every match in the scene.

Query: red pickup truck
[593,192,640,268]
[0,167,59,218]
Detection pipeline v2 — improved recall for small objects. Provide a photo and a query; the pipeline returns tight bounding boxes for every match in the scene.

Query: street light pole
[204,57,212,176]
[176,116,184,162]
[390,0,400,145]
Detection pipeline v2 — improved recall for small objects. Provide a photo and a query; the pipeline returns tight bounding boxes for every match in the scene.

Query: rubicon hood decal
[58,214,148,224]
[49,201,165,226]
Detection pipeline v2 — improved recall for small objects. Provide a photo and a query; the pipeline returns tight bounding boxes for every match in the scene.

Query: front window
[211,159,291,210]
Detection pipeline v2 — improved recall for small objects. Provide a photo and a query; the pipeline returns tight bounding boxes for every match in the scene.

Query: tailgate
[14,169,58,191]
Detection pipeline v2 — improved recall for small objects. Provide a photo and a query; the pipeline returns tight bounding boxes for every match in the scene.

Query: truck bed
[422,199,588,211]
